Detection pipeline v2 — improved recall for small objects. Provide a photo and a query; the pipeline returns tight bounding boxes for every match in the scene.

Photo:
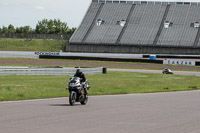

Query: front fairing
[68,77,82,89]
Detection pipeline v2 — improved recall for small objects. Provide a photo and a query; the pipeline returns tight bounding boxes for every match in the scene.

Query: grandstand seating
[69,3,102,43]
[101,4,132,44]
[157,4,200,47]
[120,4,167,45]
[85,3,133,44]
[181,5,200,47]
[68,1,200,54]
[197,30,200,47]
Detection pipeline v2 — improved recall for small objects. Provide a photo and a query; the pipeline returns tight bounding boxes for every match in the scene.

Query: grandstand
[67,0,200,54]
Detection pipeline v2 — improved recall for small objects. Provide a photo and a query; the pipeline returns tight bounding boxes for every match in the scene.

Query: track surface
[1,59,200,133]
[108,68,200,76]
[1,59,200,71]
[1,91,200,133]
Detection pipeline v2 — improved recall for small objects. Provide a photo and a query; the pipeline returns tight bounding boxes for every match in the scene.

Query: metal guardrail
[0,67,104,76]
[0,51,39,59]
[0,51,144,59]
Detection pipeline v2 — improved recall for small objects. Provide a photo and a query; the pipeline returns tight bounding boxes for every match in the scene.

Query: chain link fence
[0,33,71,40]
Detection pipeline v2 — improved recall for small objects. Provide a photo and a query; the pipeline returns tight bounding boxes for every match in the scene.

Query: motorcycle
[162,68,173,74]
[67,77,89,106]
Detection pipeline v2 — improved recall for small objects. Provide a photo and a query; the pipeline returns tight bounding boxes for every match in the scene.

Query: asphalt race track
[108,68,200,76]
[1,91,200,133]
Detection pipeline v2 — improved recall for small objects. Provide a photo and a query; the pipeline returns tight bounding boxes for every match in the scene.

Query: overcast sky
[1,0,200,29]
[0,0,91,28]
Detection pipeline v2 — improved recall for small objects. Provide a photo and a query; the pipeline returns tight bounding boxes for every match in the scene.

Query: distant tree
[53,19,68,34]
[35,19,48,34]
[2,26,8,33]
[35,19,69,34]
[23,26,33,33]
[0,20,75,35]
[48,19,55,34]
[16,26,34,34]
[67,27,76,34]
[16,27,23,33]
[8,24,15,33]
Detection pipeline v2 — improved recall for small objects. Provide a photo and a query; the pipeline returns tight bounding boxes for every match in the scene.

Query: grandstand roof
[94,0,200,3]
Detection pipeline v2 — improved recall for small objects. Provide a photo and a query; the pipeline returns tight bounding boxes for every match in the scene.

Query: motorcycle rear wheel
[69,92,76,106]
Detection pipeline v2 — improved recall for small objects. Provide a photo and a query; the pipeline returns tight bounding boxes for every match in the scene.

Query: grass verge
[0,38,67,52]
[0,72,200,101]
[0,58,200,71]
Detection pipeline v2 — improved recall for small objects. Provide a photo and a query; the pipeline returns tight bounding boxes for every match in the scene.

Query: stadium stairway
[116,4,136,44]
[153,4,170,45]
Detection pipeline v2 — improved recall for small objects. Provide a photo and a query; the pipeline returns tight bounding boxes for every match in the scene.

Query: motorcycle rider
[162,68,173,74]
[74,68,88,94]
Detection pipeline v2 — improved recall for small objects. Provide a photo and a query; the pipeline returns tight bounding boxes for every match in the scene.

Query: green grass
[0,72,200,101]
[0,75,68,101]
[89,72,200,95]
[0,58,200,71]
[0,38,67,52]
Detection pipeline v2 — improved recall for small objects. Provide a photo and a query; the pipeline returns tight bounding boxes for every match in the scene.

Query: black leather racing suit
[74,72,87,94]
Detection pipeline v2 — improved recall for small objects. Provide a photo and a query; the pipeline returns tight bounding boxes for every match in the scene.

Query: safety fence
[0,67,104,76]
[0,33,71,40]
[0,51,39,58]
[0,51,144,59]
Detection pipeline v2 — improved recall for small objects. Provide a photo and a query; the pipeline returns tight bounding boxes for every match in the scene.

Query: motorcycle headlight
[70,83,75,86]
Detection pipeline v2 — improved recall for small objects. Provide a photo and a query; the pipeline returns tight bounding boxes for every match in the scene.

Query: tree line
[0,19,76,35]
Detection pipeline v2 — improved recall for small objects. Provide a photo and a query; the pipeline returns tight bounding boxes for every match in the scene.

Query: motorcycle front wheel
[69,91,76,106]
[80,94,88,105]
